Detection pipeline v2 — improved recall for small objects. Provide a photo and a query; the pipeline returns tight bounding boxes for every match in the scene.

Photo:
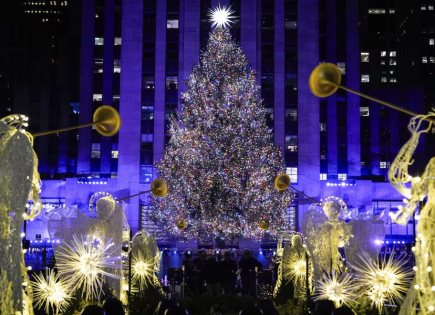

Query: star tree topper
[208,5,236,29]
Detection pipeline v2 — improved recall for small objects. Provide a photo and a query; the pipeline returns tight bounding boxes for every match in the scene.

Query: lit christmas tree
[151,7,292,239]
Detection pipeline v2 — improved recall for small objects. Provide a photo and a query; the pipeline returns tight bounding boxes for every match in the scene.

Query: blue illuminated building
[8,0,432,246]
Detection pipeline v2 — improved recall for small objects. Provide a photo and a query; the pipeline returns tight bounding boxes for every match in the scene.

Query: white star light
[208,5,235,29]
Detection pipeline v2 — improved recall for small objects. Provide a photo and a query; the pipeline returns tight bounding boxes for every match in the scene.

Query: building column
[241,0,261,79]
[370,101,380,175]
[101,0,115,175]
[326,0,338,176]
[118,0,144,231]
[274,0,285,152]
[297,0,320,229]
[77,0,95,174]
[178,0,200,110]
[153,0,166,165]
[346,0,361,177]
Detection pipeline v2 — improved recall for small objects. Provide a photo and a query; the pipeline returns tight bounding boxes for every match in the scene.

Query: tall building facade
[24,0,429,240]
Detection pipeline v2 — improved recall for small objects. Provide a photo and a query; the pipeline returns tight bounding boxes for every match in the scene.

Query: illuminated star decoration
[208,5,235,29]
[55,234,122,301]
[131,254,154,288]
[352,252,413,313]
[314,271,357,309]
[31,269,71,314]
[285,254,307,283]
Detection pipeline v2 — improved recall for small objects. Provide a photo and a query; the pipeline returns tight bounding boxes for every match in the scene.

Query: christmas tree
[151,8,292,239]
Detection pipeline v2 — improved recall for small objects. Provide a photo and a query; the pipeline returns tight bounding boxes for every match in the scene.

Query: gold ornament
[151,179,168,197]
[309,63,342,98]
[176,218,187,230]
[274,173,291,191]
[259,218,270,230]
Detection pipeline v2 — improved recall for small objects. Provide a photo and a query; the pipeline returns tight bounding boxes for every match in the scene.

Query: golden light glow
[131,254,154,288]
[55,234,121,300]
[285,254,307,282]
[352,252,412,313]
[314,272,356,309]
[31,269,71,314]
[208,5,235,29]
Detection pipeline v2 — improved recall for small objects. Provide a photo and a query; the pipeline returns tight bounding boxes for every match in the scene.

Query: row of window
[421,5,435,10]
[24,9,63,14]
[422,56,435,63]
[24,1,67,5]
[95,37,122,46]
[368,8,395,14]
[361,51,397,62]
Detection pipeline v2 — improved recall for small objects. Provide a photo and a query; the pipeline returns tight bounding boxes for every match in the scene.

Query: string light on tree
[150,22,292,239]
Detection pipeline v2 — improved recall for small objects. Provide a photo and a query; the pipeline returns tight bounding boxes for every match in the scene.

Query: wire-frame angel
[388,111,435,315]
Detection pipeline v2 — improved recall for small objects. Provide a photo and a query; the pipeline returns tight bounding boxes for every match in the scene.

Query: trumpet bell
[309,63,342,98]
[274,173,291,191]
[151,178,168,197]
[93,105,121,137]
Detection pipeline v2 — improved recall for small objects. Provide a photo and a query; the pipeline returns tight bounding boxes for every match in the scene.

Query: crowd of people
[182,250,264,297]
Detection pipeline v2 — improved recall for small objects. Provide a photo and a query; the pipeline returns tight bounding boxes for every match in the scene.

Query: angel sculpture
[128,230,164,313]
[386,112,435,315]
[304,197,353,277]
[49,192,130,301]
[0,114,42,314]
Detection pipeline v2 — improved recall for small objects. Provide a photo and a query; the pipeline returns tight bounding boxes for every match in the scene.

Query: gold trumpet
[309,63,435,123]
[32,105,121,137]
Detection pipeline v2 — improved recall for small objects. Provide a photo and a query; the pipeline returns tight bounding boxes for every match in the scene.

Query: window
[286,167,298,184]
[111,150,119,159]
[360,107,370,116]
[421,5,427,10]
[141,133,154,142]
[285,21,297,29]
[92,94,102,102]
[422,56,428,63]
[381,51,387,57]
[320,173,327,181]
[429,5,434,10]
[380,161,390,169]
[361,52,369,62]
[166,76,178,89]
[389,51,396,57]
[114,37,122,45]
[338,173,347,180]
[94,37,104,45]
[389,9,395,14]
[167,19,179,29]
[430,57,435,63]
[390,77,397,83]
[337,62,346,74]
[91,143,101,158]
[368,8,386,14]
[114,59,121,73]
[361,74,370,83]
[389,58,396,65]
[381,77,387,83]
[430,38,434,45]
[320,122,327,132]
[380,60,386,65]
